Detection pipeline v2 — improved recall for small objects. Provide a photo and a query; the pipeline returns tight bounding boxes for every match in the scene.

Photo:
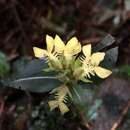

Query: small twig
[79,110,93,130]
[71,99,92,130]
[0,98,4,117]
[110,100,130,130]
[4,29,18,43]
[39,17,66,34]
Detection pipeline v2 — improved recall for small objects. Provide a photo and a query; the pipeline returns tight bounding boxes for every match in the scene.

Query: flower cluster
[33,34,112,114]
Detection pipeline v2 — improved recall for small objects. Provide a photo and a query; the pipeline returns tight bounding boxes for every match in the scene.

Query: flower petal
[65,37,81,55]
[82,44,91,59]
[46,35,54,53]
[48,100,58,110]
[59,102,69,115]
[54,35,65,53]
[33,47,47,58]
[91,52,105,66]
[94,66,112,78]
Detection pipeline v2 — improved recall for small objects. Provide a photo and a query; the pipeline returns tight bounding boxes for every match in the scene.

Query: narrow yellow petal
[94,66,112,78]
[65,37,81,55]
[48,100,58,110]
[33,47,47,58]
[59,102,69,115]
[91,52,105,65]
[54,35,65,53]
[82,44,91,59]
[46,35,54,53]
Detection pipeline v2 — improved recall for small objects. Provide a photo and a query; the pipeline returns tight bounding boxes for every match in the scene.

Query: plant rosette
[33,35,112,115]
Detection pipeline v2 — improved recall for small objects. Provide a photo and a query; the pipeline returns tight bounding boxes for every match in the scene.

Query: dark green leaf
[12,58,48,78]
[2,58,60,92]
[69,84,102,121]
[101,47,118,68]
[79,81,96,89]
[70,85,84,106]
[69,85,95,120]
[93,34,115,51]
[87,99,102,120]
[10,76,61,93]
[71,85,94,105]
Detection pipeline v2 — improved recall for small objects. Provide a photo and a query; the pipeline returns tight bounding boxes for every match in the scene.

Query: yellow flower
[48,100,69,115]
[48,85,71,115]
[33,35,54,58]
[54,35,81,60]
[33,35,62,69]
[33,34,81,63]
[81,44,112,79]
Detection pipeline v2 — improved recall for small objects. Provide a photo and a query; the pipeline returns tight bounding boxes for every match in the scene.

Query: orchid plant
[4,33,118,128]
[33,35,112,115]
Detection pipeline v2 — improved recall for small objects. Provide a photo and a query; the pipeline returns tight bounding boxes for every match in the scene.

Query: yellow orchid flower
[48,85,71,114]
[48,100,69,115]
[33,35,62,69]
[81,44,112,79]
[54,35,81,60]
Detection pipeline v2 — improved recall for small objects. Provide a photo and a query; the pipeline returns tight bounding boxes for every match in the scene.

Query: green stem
[68,83,92,129]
